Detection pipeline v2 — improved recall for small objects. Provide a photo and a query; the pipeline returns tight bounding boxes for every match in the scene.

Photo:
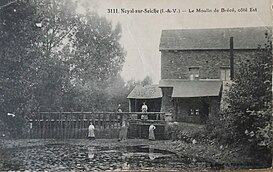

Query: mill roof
[159,27,271,51]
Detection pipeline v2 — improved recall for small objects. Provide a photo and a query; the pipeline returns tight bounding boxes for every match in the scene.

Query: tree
[141,76,153,86]
[67,12,126,111]
[30,0,78,111]
[0,0,41,137]
[223,33,272,163]
[0,0,126,136]
[99,74,128,111]
[0,0,79,113]
[71,13,125,82]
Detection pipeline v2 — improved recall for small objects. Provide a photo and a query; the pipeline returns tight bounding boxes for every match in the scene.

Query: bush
[205,114,235,145]
[165,122,207,143]
[216,34,272,165]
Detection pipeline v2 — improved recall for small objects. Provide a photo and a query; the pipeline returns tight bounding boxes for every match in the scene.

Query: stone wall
[161,50,257,79]
[160,49,256,123]
[160,87,175,115]
[160,87,221,124]
[174,97,220,124]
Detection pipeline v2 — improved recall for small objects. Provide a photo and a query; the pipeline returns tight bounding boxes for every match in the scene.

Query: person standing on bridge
[149,123,156,141]
[88,122,95,140]
[141,102,148,120]
[117,104,123,112]
[141,102,148,112]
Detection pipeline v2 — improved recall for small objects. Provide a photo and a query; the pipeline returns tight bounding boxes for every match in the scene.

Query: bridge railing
[27,111,166,139]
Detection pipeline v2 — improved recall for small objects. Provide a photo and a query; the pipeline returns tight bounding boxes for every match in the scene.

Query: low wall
[128,122,165,140]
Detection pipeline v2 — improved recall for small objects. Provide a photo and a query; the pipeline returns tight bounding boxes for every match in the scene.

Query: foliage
[0,0,155,138]
[65,11,126,111]
[222,33,272,156]
[205,114,235,145]
[165,122,207,143]
[0,0,126,137]
[104,74,129,112]
[141,76,153,86]
[0,0,40,136]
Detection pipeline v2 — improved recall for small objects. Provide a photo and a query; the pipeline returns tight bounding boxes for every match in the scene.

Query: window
[189,108,199,116]
[220,67,231,81]
[189,67,200,80]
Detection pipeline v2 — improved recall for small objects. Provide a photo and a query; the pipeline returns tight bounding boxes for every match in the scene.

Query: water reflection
[148,147,156,160]
[87,147,95,159]
[2,144,224,171]
[121,153,130,170]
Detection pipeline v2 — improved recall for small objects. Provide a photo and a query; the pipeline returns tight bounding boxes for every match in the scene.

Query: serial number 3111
[107,9,119,13]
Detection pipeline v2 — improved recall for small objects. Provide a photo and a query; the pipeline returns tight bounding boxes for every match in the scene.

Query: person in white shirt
[141,102,148,112]
[149,123,156,140]
[88,122,95,140]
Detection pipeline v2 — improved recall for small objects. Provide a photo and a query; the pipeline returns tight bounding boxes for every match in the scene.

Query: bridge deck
[27,112,166,139]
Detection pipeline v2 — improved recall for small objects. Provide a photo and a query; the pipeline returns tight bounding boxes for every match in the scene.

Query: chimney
[230,37,234,80]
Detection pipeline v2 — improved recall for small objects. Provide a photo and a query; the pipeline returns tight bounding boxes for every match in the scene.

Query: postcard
[0,0,272,171]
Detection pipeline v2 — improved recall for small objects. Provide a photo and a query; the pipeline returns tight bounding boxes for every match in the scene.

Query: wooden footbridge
[27,112,167,139]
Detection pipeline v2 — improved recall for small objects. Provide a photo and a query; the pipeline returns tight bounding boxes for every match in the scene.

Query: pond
[1,143,223,171]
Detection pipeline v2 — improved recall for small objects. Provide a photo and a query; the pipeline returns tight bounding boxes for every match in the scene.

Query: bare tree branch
[0,0,17,9]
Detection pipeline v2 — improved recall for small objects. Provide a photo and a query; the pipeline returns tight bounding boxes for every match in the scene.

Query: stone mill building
[128,26,271,125]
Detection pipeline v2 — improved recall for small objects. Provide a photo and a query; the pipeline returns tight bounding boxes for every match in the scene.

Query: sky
[77,0,272,83]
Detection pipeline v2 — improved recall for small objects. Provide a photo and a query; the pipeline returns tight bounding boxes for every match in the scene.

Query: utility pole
[230,37,234,80]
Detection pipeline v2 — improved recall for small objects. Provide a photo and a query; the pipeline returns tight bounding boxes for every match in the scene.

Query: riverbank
[0,139,272,171]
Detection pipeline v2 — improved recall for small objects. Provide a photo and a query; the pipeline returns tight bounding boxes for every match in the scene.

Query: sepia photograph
[0,0,272,171]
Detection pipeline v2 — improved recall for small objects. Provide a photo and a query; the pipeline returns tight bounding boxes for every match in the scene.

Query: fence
[27,112,166,139]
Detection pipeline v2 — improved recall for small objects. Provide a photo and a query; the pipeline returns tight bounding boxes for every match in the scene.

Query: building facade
[159,27,270,124]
